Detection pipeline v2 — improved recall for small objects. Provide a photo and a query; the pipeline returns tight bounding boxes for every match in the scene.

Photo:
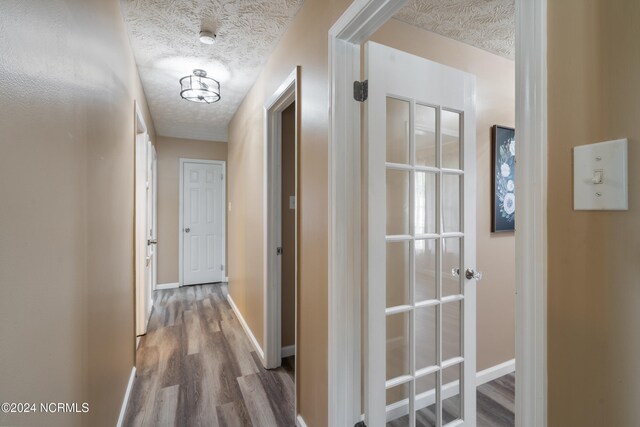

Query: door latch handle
[451,268,460,277]
[184,228,190,233]
[465,268,483,281]
[147,239,157,245]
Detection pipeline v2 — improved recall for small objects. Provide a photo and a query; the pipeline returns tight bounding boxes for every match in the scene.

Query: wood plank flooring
[123,284,295,427]
[124,283,514,427]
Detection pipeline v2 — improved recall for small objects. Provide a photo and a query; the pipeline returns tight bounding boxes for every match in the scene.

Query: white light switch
[591,169,603,184]
[573,138,628,210]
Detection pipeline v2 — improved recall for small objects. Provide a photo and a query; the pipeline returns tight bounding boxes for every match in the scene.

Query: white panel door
[183,162,225,286]
[147,142,157,294]
[136,132,152,336]
[365,42,478,427]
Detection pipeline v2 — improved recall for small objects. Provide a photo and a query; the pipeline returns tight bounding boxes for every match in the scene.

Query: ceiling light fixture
[199,30,217,45]
[179,69,220,104]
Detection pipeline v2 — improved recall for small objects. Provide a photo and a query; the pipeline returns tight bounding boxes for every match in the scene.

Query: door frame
[134,101,152,337]
[264,67,300,372]
[327,1,548,426]
[178,158,227,287]
[151,145,158,291]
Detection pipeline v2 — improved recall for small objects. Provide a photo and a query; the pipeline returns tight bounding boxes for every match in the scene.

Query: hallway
[123,284,295,426]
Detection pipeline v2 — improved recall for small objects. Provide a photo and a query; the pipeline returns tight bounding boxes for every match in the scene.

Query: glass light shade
[180,69,220,104]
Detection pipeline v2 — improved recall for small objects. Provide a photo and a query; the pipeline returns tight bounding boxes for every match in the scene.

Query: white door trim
[178,158,227,287]
[327,1,548,426]
[264,67,299,371]
[328,2,408,424]
[515,0,548,425]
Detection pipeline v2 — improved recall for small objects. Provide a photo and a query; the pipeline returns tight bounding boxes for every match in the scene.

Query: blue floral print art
[492,126,515,232]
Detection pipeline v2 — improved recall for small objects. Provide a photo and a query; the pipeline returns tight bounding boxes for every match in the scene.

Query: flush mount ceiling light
[199,30,217,45]
[179,69,220,104]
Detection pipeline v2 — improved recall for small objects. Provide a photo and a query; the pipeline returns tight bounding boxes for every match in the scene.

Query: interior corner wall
[0,0,156,426]
[156,136,228,285]
[369,19,516,373]
[548,0,640,425]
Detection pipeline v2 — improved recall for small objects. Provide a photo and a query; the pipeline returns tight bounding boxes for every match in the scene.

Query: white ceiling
[121,0,513,142]
[120,0,304,142]
[394,0,515,60]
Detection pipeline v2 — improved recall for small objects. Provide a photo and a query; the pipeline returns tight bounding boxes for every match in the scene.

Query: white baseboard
[226,293,266,365]
[156,282,179,290]
[296,414,308,427]
[116,367,136,427]
[477,358,516,385]
[281,344,296,358]
[386,359,515,422]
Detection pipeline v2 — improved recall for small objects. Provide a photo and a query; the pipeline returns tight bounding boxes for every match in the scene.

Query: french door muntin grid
[384,94,466,426]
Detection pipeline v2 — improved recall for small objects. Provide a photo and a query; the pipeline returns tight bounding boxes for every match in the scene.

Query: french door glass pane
[442,174,460,233]
[415,238,437,302]
[441,110,461,170]
[387,382,411,426]
[387,241,411,308]
[416,104,437,167]
[387,169,411,236]
[442,300,462,361]
[387,311,411,381]
[415,305,437,370]
[387,98,410,164]
[415,373,437,427]
[441,238,461,297]
[415,171,437,235]
[441,364,462,423]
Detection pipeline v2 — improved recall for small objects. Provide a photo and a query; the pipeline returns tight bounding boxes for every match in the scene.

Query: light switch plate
[573,138,628,210]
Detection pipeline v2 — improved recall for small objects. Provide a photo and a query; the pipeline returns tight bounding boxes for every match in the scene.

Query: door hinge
[276,247,283,255]
[353,80,368,102]
[221,174,224,180]
[220,265,224,271]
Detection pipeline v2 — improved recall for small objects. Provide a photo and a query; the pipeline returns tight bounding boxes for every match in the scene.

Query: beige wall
[228,0,514,423]
[156,136,228,284]
[281,103,297,348]
[548,1,640,425]
[0,1,155,426]
[227,1,352,425]
[370,19,516,373]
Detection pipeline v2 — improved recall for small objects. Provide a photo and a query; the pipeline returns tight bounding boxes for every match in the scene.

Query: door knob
[147,239,157,245]
[465,268,483,281]
[184,228,190,233]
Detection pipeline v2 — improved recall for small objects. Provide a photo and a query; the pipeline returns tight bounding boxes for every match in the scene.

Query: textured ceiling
[394,0,515,59]
[121,0,304,142]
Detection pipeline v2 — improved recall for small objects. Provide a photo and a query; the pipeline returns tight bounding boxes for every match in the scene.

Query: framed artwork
[491,125,516,232]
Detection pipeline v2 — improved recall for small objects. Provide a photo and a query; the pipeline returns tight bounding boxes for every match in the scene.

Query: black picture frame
[491,125,516,232]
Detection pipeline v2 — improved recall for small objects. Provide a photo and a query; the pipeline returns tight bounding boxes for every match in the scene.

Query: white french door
[365,42,478,426]
[182,161,225,286]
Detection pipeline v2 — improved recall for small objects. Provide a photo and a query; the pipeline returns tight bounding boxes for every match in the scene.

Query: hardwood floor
[123,284,295,427]
[124,283,514,426]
